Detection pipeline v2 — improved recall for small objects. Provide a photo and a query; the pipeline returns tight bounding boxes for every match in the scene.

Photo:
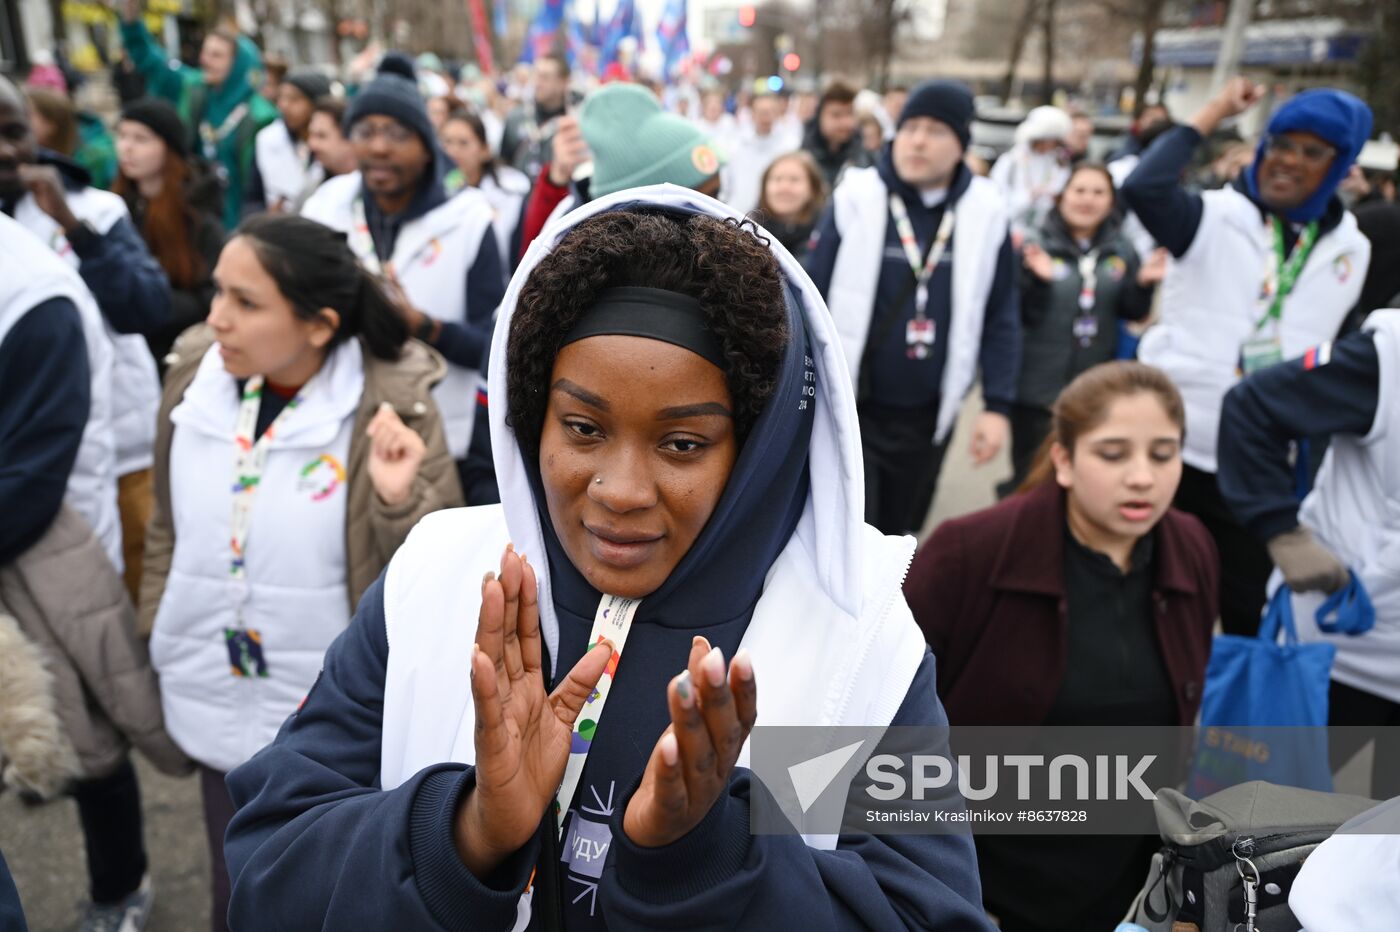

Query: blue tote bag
[1187,585,1336,796]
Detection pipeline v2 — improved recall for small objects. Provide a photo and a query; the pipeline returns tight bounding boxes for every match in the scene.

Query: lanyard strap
[349,196,388,277]
[1076,249,1102,312]
[888,194,955,319]
[1257,218,1320,331]
[201,101,250,156]
[230,375,310,587]
[349,196,443,281]
[554,594,641,836]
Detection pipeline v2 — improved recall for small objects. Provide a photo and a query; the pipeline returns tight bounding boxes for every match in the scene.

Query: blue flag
[598,0,641,74]
[522,0,565,63]
[656,0,689,78]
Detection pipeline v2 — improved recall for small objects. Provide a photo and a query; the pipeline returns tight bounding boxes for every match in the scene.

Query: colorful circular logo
[691,144,720,177]
[1334,254,1353,284]
[1104,256,1128,281]
[298,454,346,502]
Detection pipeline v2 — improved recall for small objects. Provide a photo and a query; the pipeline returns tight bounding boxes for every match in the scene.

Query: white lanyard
[554,594,641,836]
[348,196,445,281]
[349,196,389,277]
[887,194,955,320]
[1072,249,1103,349]
[229,374,311,614]
[1075,249,1102,312]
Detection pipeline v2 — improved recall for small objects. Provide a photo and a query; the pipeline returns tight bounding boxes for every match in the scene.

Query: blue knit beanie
[344,53,435,149]
[1245,89,1373,223]
[581,84,724,198]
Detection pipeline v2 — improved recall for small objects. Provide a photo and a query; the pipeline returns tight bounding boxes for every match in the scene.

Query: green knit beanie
[581,83,724,198]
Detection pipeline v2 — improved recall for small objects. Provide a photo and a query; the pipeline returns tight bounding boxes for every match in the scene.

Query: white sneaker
[79,874,153,932]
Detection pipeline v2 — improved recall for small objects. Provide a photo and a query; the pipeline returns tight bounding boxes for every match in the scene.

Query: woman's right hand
[1022,242,1055,282]
[453,546,614,878]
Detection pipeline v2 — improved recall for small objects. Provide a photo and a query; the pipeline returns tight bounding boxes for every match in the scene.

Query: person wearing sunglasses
[302,54,507,494]
[1119,78,1373,638]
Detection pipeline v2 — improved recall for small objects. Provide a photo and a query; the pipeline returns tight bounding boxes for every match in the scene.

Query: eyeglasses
[349,121,416,145]
[1264,135,1336,168]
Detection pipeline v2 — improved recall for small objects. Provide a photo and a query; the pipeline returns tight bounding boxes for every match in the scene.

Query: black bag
[1127,781,1376,932]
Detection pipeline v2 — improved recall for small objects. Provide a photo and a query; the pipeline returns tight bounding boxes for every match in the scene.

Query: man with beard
[301,54,505,492]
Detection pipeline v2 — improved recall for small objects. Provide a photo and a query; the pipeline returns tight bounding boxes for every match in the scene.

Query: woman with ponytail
[140,213,463,931]
[114,98,227,367]
[904,361,1219,931]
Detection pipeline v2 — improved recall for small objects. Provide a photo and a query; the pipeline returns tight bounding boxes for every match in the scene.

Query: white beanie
[1015,106,1073,146]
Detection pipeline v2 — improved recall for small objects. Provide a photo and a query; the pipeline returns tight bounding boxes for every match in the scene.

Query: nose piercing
[594,476,603,485]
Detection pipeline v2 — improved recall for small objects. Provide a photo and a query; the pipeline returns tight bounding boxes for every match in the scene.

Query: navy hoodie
[224,206,991,931]
[0,296,89,565]
[1217,329,1380,541]
[2,149,172,338]
[362,145,507,378]
[805,149,1021,414]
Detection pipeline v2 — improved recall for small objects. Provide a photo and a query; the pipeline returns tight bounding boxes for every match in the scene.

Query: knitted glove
[1266,526,1349,594]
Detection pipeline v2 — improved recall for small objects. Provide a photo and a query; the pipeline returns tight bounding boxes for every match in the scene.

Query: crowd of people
[2,6,1400,930]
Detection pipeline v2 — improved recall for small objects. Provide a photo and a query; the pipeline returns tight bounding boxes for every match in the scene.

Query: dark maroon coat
[905,480,1219,726]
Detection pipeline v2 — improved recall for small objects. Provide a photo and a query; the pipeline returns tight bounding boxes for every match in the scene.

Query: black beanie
[343,53,433,148]
[285,69,332,105]
[119,98,189,160]
[898,79,975,151]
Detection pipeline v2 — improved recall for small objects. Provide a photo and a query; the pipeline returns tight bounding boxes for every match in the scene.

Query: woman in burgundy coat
[905,361,1219,932]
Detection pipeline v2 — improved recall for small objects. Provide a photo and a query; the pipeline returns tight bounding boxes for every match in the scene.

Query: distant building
[1136,17,1372,138]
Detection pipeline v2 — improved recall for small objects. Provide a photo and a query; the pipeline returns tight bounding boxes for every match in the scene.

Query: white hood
[486,185,871,664]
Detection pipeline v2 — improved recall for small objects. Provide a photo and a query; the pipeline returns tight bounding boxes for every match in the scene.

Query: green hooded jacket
[119,19,276,229]
[75,112,117,190]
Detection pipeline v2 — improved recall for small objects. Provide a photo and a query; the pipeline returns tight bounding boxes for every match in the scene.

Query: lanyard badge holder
[889,194,955,361]
[1072,250,1101,348]
[1241,219,1319,377]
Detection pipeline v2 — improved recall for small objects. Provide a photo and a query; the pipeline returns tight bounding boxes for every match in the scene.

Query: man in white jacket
[253,68,331,212]
[1122,77,1373,636]
[302,53,505,485]
[723,92,800,216]
[806,79,1022,536]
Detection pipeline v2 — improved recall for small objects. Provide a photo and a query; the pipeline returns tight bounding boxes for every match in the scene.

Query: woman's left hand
[623,637,757,848]
[366,402,427,507]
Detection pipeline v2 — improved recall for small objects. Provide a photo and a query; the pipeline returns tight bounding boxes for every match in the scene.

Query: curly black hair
[507,209,789,457]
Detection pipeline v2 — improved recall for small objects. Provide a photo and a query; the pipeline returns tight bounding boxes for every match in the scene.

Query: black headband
[559,286,727,371]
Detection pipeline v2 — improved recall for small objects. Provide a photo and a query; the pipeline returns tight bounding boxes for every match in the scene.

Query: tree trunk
[1000,0,1040,104]
[322,0,343,66]
[870,0,898,91]
[1132,0,1165,115]
[46,0,67,43]
[1040,0,1057,105]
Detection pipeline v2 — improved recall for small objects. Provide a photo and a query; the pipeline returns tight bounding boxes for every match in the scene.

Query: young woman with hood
[118,0,277,230]
[222,186,991,931]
